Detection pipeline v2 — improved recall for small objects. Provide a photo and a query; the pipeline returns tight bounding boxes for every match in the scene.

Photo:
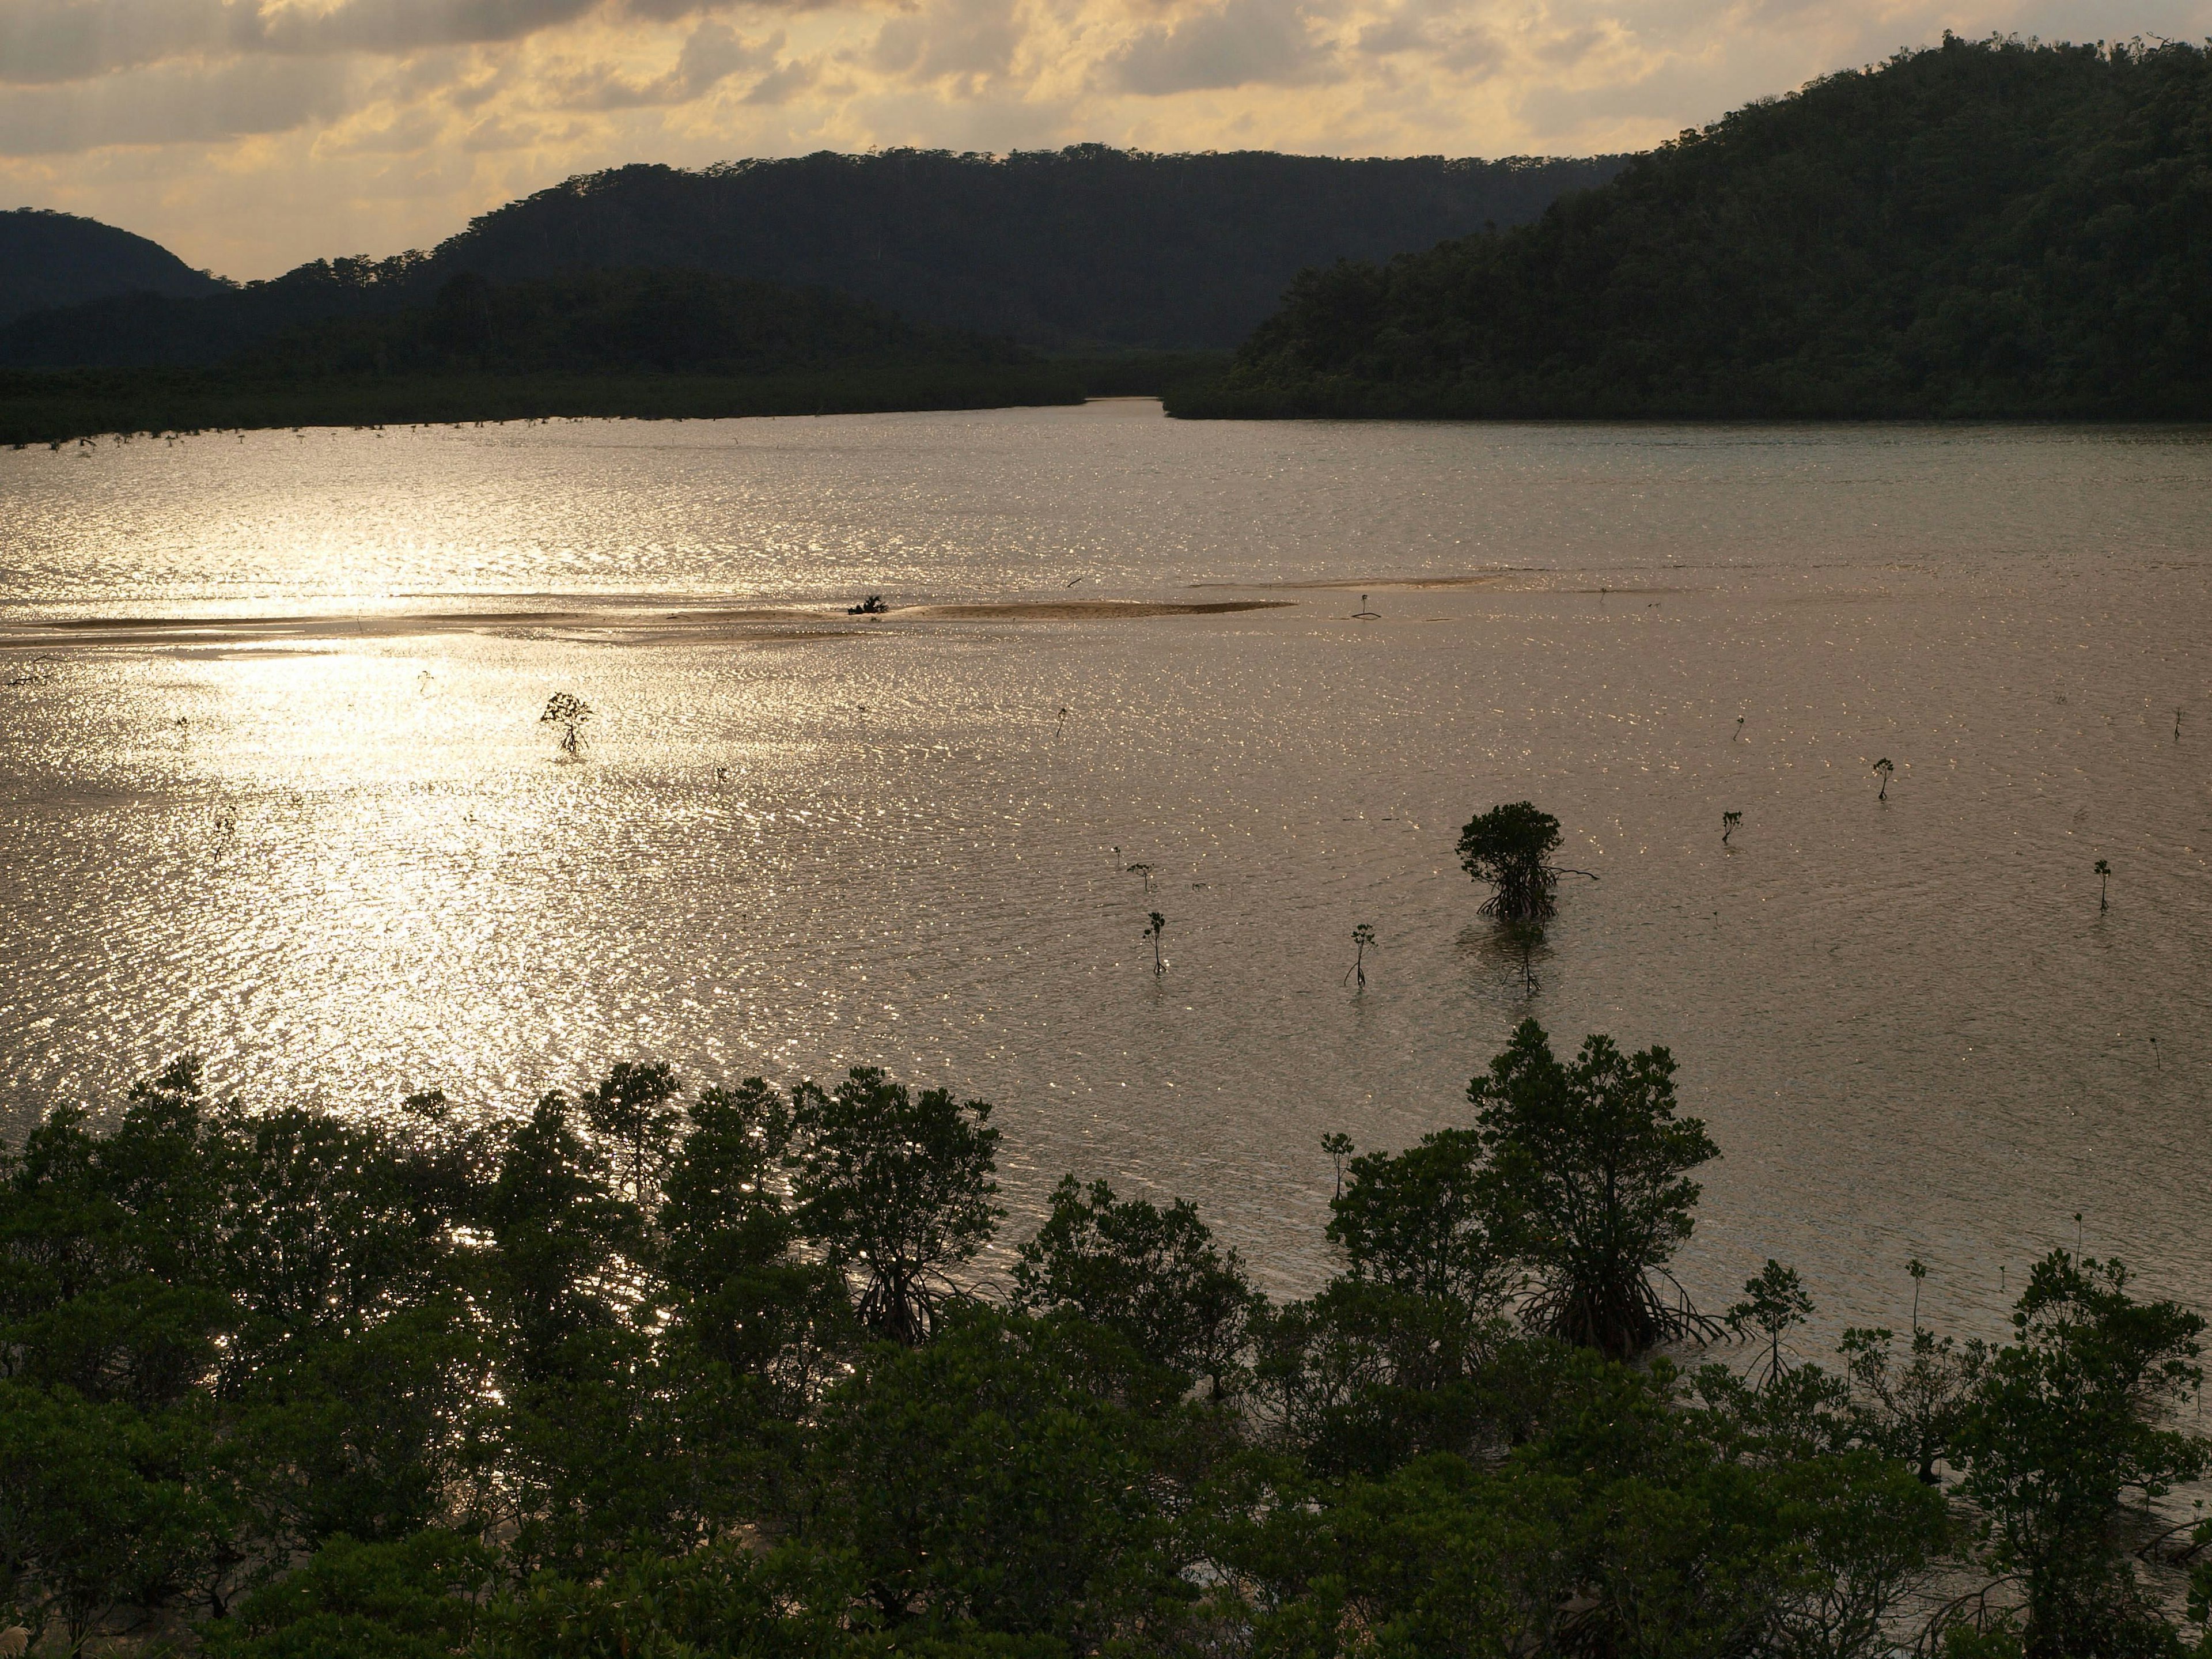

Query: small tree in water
[541,692,593,757]
[1456,802,1594,926]
[2094,858,2111,912]
[1343,923,1376,990]
[1145,912,1166,973]
[1721,810,1742,844]
[1873,757,1894,801]
[1468,1018,1720,1358]
[1726,1259,1813,1388]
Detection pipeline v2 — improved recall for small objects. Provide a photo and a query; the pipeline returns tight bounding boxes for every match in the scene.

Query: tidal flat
[2,398,2207,1341]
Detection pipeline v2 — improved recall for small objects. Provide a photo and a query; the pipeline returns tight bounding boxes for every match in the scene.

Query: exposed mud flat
[0,598,1293,652]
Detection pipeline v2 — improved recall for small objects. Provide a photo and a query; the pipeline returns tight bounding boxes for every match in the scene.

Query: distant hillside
[0,255,419,369]
[0,148,1624,368]
[243,267,1035,378]
[1172,39,2212,421]
[0,208,224,324]
[428,148,1628,350]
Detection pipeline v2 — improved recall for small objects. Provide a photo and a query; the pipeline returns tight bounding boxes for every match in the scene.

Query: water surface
[3,402,2208,1348]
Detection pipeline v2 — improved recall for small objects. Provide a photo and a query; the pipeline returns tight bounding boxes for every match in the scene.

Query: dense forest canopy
[0,147,1623,369]
[1170,37,2212,421]
[0,209,222,326]
[4,1024,2207,1657]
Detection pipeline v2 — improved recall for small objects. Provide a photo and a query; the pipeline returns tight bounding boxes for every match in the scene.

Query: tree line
[1169,37,2212,421]
[3,1024,2204,1657]
[0,268,1125,448]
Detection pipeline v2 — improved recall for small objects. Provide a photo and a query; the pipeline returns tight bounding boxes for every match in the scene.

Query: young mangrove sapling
[1321,1132,1353,1200]
[1727,1259,1814,1389]
[1343,923,1376,990]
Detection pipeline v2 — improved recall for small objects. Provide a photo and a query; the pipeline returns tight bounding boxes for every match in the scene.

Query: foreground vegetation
[1170,37,2212,421]
[4,1021,2205,1657]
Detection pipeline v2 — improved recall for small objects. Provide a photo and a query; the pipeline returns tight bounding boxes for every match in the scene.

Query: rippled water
[3,402,2209,1347]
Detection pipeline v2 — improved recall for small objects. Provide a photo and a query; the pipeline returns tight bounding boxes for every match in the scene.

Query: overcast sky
[2,0,2206,278]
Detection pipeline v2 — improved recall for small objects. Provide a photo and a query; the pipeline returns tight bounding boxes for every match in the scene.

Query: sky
[2,0,2207,278]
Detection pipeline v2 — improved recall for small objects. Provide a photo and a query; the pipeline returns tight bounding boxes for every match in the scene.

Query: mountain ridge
[0,147,1626,368]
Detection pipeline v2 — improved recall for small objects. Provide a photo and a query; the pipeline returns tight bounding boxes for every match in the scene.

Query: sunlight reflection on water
[2,403,2209,1346]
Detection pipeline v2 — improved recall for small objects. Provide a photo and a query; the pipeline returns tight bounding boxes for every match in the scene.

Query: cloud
[0,0,829,85]
[1107,0,1339,94]
[1353,0,1498,72]
[0,0,234,85]
[0,54,358,153]
[0,0,612,84]
[741,54,818,102]
[250,0,606,56]
[553,18,775,105]
[869,0,1022,85]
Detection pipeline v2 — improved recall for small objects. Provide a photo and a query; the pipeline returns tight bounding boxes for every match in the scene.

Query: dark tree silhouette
[1011,1176,1259,1395]
[579,1060,682,1202]
[789,1067,1002,1345]
[541,692,593,757]
[1468,1018,1720,1358]
[1456,802,1594,926]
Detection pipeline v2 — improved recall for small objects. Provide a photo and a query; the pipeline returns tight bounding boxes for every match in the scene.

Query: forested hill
[0,149,1623,367]
[425,149,1626,349]
[1172,38,2212,421]
[0,208,224,324]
